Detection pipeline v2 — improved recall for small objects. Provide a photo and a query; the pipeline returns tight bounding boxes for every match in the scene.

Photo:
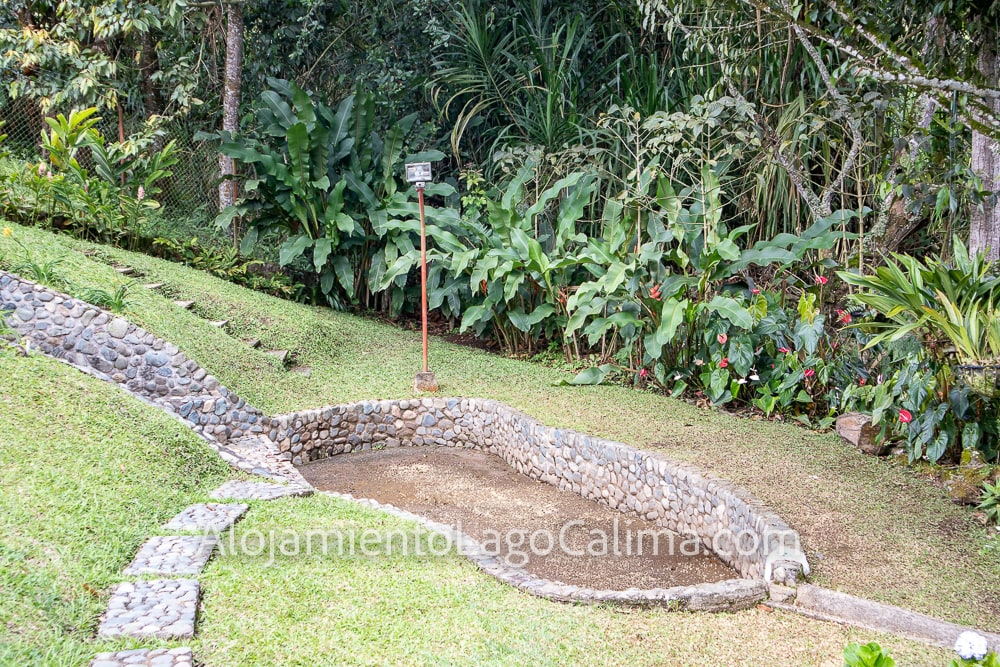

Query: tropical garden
[2,0,1000,664]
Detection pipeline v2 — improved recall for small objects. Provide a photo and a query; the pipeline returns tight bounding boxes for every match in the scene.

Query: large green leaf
[559,364,614,386]
[644,297,688,359]
[332,255,355,298]
[460,304,490,332]
[707,295,753,329]
[260,90,296,128]
[285,121,311,191]
[278,234,313,267]
[313,237,333,272]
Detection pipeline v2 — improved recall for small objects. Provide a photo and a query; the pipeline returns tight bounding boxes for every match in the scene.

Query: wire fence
[0,73,222,222]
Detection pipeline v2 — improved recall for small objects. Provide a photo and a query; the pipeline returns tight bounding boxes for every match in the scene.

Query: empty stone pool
[298,446,737,591]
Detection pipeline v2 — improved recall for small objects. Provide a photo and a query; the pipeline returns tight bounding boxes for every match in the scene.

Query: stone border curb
[767,584,1000,653]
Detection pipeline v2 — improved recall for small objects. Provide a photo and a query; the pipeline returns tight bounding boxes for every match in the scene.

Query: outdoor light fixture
[406,161,438,392]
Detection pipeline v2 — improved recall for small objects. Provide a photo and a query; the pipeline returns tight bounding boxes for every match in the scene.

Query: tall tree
[218,0,243,212]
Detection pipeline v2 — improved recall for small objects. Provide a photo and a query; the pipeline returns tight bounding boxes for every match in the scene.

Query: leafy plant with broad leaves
[561,163,850,418]
[216,78,455,309]
[843,642,896,667]
[0,108,177,245]
[455,163,596,355]
[980,479,1000,525]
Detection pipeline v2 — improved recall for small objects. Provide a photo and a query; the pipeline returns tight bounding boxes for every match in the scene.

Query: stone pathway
[210,479,313,501]
[123,536,218,576]
[90,480,310,666]
[163,503,248,533]
[217,435,310,486]
[97,579,199,640]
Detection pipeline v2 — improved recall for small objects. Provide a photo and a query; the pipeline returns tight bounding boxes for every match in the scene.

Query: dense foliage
[3,0,1000,467]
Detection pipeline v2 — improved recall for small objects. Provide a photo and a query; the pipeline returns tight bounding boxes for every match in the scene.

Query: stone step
[97,579,199,639]
[143,282,164,290]
[90,647,194,667]
[265,349,289,365]
[115,266,136,276]
[163,503,248,533]
[123,535,218,576]
[244,337,262,349]
[173,300,195,310]
[210,480,313,501]
[208,320,228,328]
[291,366,311,377]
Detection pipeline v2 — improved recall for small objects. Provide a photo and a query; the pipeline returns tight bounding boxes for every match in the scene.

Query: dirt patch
[298,446,737,590]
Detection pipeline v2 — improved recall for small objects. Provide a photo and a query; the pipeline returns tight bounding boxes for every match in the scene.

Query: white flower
[749,373,760,381]
[737,378,747,385]
[955,631,989,661]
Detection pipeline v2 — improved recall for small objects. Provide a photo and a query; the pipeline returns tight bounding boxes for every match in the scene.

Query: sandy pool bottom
[298,446,738,590]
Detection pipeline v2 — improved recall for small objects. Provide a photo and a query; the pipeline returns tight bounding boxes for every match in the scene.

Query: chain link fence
[0,68,222,222]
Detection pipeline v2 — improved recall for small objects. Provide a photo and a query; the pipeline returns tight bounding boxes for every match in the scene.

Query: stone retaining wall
[0,270,265,444]
[268,398,808,585]
[2,268,806,588]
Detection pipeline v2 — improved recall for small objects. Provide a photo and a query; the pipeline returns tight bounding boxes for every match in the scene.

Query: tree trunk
[969,33,1000,260]
[218,2,244,214]
[139,31,161,117]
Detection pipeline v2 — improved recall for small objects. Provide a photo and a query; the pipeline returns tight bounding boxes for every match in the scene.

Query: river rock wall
[268,397,808,585]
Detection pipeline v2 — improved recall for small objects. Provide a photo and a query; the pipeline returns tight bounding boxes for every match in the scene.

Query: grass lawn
[0,220,994,665]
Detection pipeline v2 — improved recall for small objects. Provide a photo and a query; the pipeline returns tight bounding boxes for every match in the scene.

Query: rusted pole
[418,184,429,373]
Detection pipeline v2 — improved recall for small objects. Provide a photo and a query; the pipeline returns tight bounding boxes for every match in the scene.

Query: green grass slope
[0,352,231,665]
[0,221,991,665]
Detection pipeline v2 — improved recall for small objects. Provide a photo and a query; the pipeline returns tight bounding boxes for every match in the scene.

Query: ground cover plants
[1,222,998,643]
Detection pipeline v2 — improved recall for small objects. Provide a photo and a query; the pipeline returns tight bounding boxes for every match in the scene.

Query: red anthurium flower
[803,368,815,378]
[858,378,866,386]
[837,309,852,324]
[898,409,913,423]
[639,368,648,378]
[778,347,791,354]
[814,275,828,285]
[719,358,729,368]
[717,333,728,345]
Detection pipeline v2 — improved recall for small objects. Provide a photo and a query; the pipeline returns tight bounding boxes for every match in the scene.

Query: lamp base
[414,370,439,393]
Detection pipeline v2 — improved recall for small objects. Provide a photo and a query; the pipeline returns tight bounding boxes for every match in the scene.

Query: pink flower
[803,368,815,378]
[814,274,828,285]
[717,333,728,345]
[858,378,866,386]
[38,163,47,176]
[898,409,913,424]
[639,368,648,378]
[719,357,729,369]
[836,309,852,324]
[751,288,761,295]
[137,185,145,201]
[778,347,791,354]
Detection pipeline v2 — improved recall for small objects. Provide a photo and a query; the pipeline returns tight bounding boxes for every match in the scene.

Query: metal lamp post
[406,161,438,392]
